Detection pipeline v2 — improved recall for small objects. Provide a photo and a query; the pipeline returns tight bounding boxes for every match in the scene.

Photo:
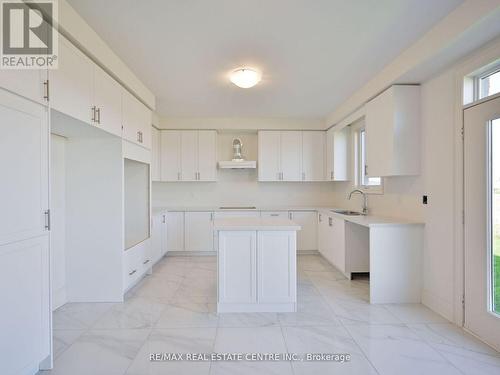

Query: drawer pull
[270,213,280,217]
[328,217,333,226]
[143,259,150,265]
[128,269,137,276]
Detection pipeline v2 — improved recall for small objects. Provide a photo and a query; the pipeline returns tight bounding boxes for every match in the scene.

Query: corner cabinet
[365,85,420,177]
[159,130,217,182]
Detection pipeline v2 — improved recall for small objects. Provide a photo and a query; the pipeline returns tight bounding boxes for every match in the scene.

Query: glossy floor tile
[41,254,500,375]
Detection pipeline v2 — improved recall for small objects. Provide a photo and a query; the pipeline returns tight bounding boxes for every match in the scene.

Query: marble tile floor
[39,255,500,375]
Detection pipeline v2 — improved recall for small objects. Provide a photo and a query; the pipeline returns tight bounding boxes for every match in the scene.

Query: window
[352,121,383,193]
[477,66,500,100]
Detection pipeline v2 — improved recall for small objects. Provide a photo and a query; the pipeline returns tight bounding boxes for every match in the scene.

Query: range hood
[218,160,257,169]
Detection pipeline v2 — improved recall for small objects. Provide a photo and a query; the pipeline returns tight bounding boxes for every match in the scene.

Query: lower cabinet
[318,212,330,259]
[290,211,317,251]
[151,211,167,264]
[166,211,185,252]
[123,239,151,291]
[184,212,214,252]
[330,215,346,273]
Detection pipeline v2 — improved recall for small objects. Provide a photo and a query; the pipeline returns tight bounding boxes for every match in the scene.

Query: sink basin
[331,209,364,216]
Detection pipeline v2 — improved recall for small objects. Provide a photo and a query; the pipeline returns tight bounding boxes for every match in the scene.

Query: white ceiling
[67,0,463,118]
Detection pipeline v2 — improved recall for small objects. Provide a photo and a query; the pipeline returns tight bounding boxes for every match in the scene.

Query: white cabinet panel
[330,216,345,273]
[257,231,296,303]
[214,211,260,219]
[185,212,214,251]
[198,130,217,181]
[218,231,257,304]
[122,89,152,149]
[151,127,161,181]
[181,131,198,181]
[50,36,93,124]
[0,90,49,245]
[151,212,167,264]
[326,127,349,181]
[160,131,181,181]
[301,131,325,181]
[166,212,184,251]
[317,212,329,259]
[280,131,302,181]
[0,69,47,105]
[365,85,420,176]
[93,65,122,137]
[0,236,50,375]
[290,211,317,251]
[258,131,281,181]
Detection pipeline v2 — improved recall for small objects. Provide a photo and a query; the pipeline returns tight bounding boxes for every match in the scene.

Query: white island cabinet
[214,217,300,313]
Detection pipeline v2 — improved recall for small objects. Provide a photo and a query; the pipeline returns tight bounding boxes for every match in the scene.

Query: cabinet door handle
[330,171,333,180]
[289,212,292,220]
[91,106,96,122]
[129,269,137,276]
[96,107,101,124]
[44,209,51,230]
[328,217,333,227]
[162,215,166,224]
[319,214,322,222]
[210,212,214,221]
[364,165,368,176]
[270,213,280,217]
[43,80,49,101]
[143,259,150,265]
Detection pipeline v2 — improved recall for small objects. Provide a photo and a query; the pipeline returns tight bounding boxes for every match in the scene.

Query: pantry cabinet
[160,130,217,181]
[122,89,152,149]
[326,126,349,181]
[365,85,420,177]
[302,131,325,181]
[184,212,214,251]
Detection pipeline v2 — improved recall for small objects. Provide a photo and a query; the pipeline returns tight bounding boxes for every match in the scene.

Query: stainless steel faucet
[349,189,368,215]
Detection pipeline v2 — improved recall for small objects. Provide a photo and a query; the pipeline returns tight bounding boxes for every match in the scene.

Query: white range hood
[218,160,257,169]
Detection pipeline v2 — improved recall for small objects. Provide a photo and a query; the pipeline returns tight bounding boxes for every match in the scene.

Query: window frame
[351,119,384,194]
[473,64,500,101]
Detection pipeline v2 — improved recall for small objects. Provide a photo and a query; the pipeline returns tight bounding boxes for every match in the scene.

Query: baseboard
[421,289,454,323]
[297,250,319,255]
[166,251,216,257]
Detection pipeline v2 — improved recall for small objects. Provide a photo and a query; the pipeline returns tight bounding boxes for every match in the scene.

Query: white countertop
[317,208,424,227]
[154,206,329,212]
[214,217,302,231]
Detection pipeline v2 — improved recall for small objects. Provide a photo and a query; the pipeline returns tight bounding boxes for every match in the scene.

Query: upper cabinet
[122,90,152,149]
[50,36,93,124]
[0,69,48,105]
[258,131,325,182]
[365,85,420,177]
[160,130,217,182]
[325,126,349,181]
[92,65,123,137]
[151,127,161,181]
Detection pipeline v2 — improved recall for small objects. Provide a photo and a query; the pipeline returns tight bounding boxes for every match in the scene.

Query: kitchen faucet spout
[348,189,368,215]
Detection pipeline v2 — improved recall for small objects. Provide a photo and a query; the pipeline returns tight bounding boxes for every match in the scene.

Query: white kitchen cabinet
[290,211,317,251]
[365,85,420,176]
[50,36,93,124]
[0,69,47,105]
[151,127,161,181]
[326,126,349,181]
[151,211,167,264]
[166,211,184,251]
[218,231,257,304]
[330,215,346,273]
[160,130,217,181]
[184,212,214,251]
[261,211,288,219]
[302,131,325,181]
[122,89,152,149]
[258,131,301,181]
[92,65,123,137]
[160,130,181,181]
[258,131,281,181]
[317,212,330,260]
[257,231,296,303]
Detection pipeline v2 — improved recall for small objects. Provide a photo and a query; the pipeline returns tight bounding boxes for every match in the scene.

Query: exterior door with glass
[464,94,500,351]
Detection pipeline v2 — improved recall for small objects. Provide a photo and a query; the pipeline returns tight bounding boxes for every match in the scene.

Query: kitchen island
[214,217,301,313]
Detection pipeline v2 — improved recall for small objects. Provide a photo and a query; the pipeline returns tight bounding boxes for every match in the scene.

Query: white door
[218,231,257,304]
[258,131,281,181]
[257,231,296,303]
[464,95,500,350]
[151,127,161,181]
[280,131,302,181]
[160,131,181,181]
[290,211,317,251]
[50,36,93,124]
[181,131,198,181]
[166,212,184,251]
[184,212,214,251]
[93,65,122,137]
[302,131,325,181]
[198,130,217,181]
[0,89,51,374]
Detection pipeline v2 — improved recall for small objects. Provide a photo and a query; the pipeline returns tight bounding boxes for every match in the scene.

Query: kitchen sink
[331,209,364,216]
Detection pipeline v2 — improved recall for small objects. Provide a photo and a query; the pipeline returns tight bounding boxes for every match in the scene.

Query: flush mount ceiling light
[230,68,261,88]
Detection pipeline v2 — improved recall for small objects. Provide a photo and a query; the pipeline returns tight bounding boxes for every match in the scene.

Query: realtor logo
[1,0,58,69]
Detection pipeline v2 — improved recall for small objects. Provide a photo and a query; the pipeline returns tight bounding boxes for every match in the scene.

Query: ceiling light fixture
[230,68,261,88]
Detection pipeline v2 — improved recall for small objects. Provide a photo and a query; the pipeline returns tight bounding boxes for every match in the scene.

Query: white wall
[153,130,337,208]
[50,134,67,310]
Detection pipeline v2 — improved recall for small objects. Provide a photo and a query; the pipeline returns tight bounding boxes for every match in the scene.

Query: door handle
[289,212,292,220]
[328,217,333,227]
[91,106,96,122]
[162,215,166,224]
[96,108,101,124]
[43,80,49,101]
[318,214,322,222]
[129,269,137,276]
